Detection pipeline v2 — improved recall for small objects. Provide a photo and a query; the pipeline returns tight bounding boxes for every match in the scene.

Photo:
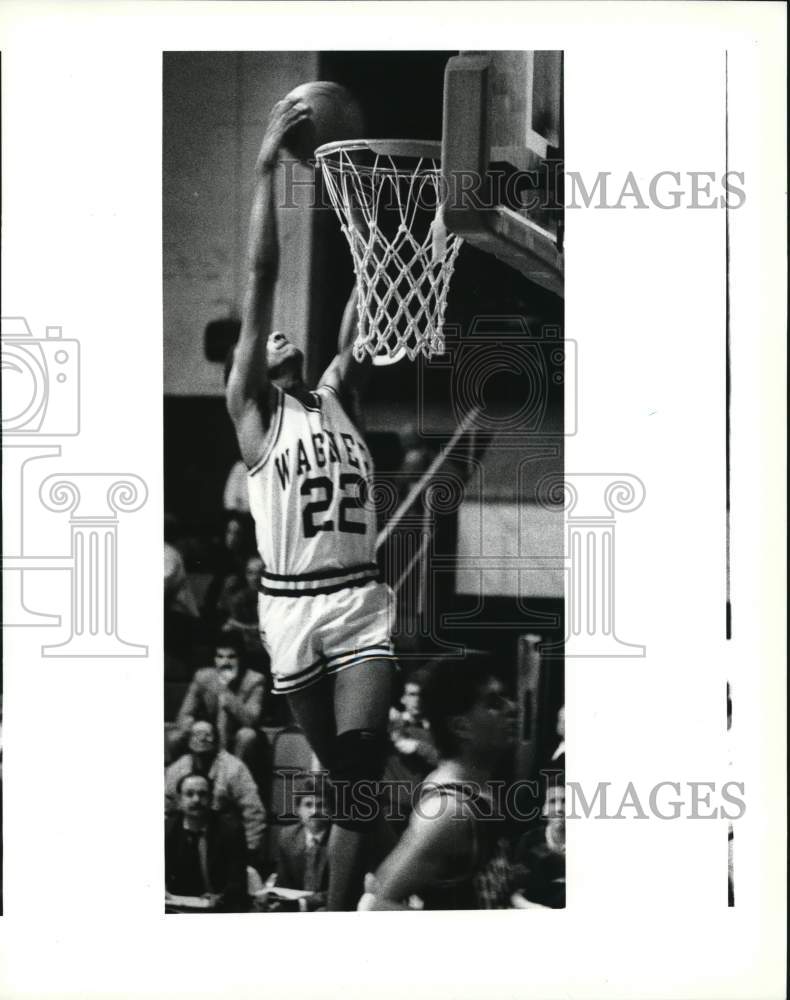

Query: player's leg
[286,677,337,771]
[327,658,396,910]
[266,592,338,771]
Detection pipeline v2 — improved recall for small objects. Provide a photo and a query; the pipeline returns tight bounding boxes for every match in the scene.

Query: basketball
[282,81,364,163]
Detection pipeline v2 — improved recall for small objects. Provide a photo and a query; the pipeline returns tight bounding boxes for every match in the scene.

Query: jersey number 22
[300,474,368,537]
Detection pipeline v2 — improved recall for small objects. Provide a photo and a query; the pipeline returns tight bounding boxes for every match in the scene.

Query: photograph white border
[1,3,786,998]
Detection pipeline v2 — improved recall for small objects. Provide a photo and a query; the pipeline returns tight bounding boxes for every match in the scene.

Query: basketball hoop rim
[315,138,442,164]
[315,136,460,369]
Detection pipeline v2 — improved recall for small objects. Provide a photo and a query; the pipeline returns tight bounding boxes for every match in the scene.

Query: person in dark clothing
[272,779,331,912]
[165,773,248,912]
[382,670,439,834]
[513,780,566,909]
[201,513,255,630]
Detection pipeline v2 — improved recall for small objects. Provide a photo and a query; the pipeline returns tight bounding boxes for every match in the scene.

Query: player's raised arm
[226,97,308,463]
[318,288,372,424]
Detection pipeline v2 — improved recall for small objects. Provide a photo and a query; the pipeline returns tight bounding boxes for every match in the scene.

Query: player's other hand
[257,97,310,173]
[357,872,379,911]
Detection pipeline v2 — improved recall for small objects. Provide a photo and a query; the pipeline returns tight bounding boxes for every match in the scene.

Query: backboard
[442,51,564,297]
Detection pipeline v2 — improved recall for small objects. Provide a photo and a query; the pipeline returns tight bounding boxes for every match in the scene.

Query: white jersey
[247,384,379,596]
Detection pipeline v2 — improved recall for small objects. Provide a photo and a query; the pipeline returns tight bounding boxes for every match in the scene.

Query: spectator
[165,773,248,912]
[268,777,331,912]
[164,514,201,662]
[165,720,267,867]
[168,632,267,782]
[224,556,266,659]
[164,539,199,619]
[201,513,254,629]
[388,671,438,766]
[514,779,566,908]
[383,671,438,831]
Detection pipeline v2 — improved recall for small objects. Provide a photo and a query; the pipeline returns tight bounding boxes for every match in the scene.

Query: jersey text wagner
[247,384,379,592]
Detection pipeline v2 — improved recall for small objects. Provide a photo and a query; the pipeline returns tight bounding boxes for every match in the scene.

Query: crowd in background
[164,450,565,913]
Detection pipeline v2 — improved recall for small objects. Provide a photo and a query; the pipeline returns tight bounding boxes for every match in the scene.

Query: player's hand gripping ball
[281,81,364,164]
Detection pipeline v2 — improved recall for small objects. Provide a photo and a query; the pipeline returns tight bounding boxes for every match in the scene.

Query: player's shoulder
[231,383,282,467]
[315,381,359,425]
[417,777,482,822]
[316,381,350,411]
[246,385,287,473]
[308,383,339,409]
[279,384,327,415]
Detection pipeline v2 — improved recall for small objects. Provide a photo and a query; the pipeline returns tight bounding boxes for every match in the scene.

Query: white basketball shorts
[258,580,396,694]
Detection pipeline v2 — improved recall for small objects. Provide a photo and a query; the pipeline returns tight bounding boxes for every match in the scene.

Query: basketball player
[360,659,518,910]
[226,95,397,911]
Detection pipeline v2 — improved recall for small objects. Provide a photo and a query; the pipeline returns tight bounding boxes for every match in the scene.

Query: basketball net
[316,140,463,365]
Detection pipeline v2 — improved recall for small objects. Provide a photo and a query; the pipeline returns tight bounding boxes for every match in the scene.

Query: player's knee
[329,728,388,832]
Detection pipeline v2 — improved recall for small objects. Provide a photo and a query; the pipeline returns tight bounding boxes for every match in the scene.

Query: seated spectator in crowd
[164,513,201,661]
[361,659,519,910]
[388,671,438,770]
[514,778,566,909]
[266,778,331,912]
[168,632,267,782]
[166,720,267,870]
[165,773,248,912]
[223,458,251,514]
[201,513,254,629]
[223,556,267,663]
[383,671,439,831]
[165,540,199,619]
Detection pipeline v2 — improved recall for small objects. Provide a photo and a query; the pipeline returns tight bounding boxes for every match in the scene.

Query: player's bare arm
[320,288,372,393]
[226,97,309,466]
[366,795,474,909]
[318,288,372,423]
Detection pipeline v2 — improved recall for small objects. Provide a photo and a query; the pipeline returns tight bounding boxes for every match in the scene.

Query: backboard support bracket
[442,52,564,299]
